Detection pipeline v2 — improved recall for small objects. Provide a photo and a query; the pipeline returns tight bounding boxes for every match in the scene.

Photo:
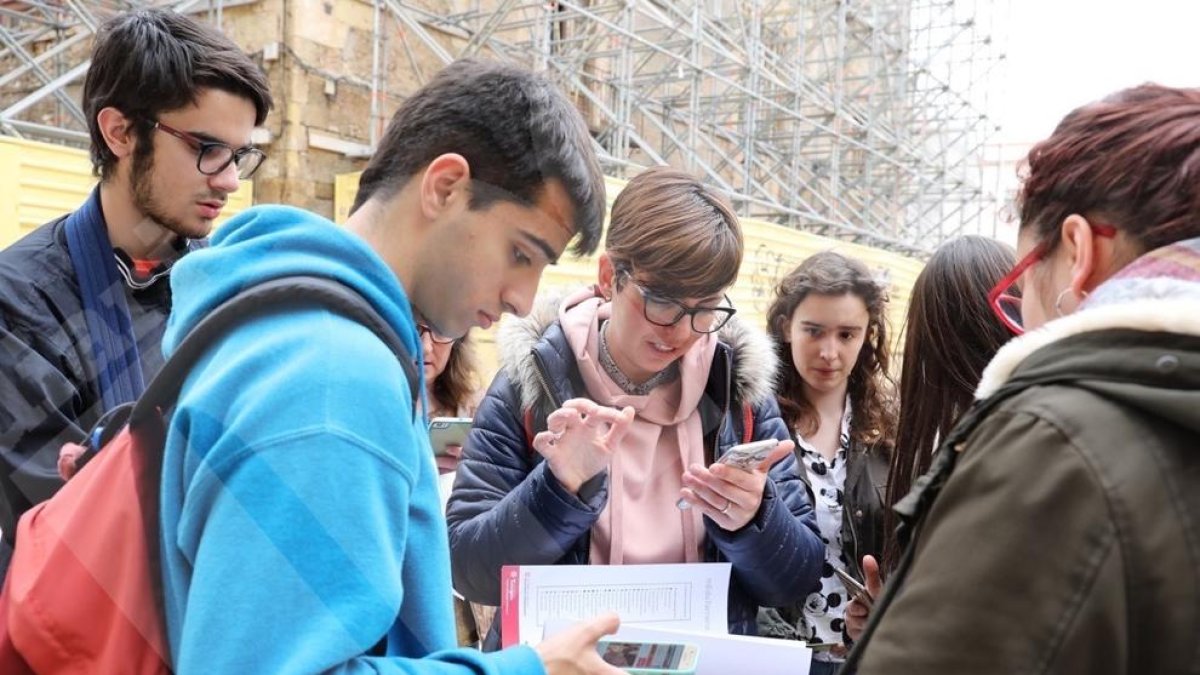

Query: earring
[1054,288,1089,317]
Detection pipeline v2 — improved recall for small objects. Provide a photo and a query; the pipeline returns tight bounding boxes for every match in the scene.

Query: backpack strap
[64,192,145,411]
[741,403,754,444]
[75,276,418,471]
[523,408,537,450]
[131,275,418,424]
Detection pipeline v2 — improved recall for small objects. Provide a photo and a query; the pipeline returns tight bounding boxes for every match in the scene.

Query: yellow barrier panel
[0,137,254,250]
[335,172,924,384]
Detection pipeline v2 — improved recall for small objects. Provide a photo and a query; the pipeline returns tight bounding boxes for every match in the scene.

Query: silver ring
[719,499,732,515]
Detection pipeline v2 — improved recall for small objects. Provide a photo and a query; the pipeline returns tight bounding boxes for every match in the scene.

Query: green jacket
[854,296,1200,675]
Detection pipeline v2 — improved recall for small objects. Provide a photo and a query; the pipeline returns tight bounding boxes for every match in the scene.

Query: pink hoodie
[557,288,718,564]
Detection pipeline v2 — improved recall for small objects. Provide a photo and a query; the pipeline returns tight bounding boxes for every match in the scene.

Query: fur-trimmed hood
[497,289,779,411]
[976,298,1200,400]
[977,236,1200,401]
[979,236,1200,400]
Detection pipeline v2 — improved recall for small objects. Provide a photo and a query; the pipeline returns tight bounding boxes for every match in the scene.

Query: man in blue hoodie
[159,58,624,674]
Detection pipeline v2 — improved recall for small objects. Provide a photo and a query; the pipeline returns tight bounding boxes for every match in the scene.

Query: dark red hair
[1018,84,1200,253]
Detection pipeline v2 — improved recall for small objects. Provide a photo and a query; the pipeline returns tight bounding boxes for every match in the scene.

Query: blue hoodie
[159,205,543,674]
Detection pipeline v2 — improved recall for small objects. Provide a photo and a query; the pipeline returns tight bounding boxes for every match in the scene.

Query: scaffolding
[0,0,244,146]
[380,0,1008,252]
[0,0,1008,253]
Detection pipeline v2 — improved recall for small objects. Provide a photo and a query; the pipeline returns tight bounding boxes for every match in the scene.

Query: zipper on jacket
[845,474,862,578]
[531,349,564,410]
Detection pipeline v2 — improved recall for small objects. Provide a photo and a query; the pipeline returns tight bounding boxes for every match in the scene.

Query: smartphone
[834,566,874,606]
[716,438,781,470]
[596,640,699,675]
[428,417,472,456]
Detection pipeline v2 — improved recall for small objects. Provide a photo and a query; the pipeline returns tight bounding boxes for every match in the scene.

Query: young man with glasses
[0,8,271,577]
[447,166,825,648]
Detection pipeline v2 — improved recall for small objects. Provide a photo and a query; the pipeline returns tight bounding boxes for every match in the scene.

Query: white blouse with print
[795,401,854,663]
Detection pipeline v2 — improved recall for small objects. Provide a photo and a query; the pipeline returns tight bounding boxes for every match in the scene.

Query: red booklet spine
[500,565,520,648]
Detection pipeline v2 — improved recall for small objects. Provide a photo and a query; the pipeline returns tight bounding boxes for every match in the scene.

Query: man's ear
[418,153,471,222]
[96,107,138,161]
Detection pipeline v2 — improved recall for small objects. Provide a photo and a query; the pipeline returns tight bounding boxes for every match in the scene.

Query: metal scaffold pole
[0,0,1009,253]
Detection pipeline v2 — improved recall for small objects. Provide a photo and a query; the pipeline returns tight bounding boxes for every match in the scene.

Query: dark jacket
[446,294,825,641]
[802,441,889,582]
[758,435,889,640]
[0,215,186,552]
[853,296,1200,675]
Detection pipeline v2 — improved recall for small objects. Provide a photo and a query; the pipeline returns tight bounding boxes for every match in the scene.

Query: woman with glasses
[446,166,825,648]
[755,251,896,675]
[418,324,479,475]
[847,84,1200,675]
[418,323,493,648]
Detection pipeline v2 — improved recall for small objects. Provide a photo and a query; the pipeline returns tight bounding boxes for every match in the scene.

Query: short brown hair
[1018,83,1200,254]
[605,166,743,298]
[85,8,272,180]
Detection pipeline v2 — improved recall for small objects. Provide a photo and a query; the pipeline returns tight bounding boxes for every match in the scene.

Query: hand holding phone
[676,439,782,511]
[428,417,472,456]
[835,566,874,607]
[845,555,882,644]
[676,437,794,532]
[597,640,699,675]
[535,613,626,675]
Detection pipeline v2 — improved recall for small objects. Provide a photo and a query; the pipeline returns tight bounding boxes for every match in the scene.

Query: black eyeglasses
[417,323,456,345]
[153,120,266,180]
[620,272,736,334]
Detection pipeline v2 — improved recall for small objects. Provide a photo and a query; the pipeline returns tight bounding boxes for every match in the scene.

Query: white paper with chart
[499,562,731,647]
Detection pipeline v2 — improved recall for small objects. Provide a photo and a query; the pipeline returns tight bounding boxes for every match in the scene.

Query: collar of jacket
[977,234,1200,402]
[497,288,779,412]
[976,297,1200,401]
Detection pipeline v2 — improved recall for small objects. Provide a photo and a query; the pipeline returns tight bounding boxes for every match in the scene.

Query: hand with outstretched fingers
[845,554,884,645]
[535,612,627,675]
[533,399,636,495]
[678,440,794,531]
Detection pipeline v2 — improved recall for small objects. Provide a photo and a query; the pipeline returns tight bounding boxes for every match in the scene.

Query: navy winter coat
[446,296,824,643]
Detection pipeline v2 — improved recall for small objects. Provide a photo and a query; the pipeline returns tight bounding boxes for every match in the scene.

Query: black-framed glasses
[620,272,736,334]
[153,120,266,180]
[417,323,456,345]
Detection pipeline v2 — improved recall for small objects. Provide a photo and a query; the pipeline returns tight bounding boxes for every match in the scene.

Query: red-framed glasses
[988,222,1118,335]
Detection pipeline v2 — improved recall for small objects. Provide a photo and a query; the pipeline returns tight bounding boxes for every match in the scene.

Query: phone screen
[598,641,685,669]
